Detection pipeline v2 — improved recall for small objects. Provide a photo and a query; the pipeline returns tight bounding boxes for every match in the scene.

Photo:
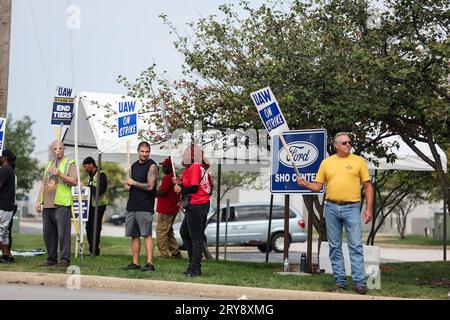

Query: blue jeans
[325,202,366,288]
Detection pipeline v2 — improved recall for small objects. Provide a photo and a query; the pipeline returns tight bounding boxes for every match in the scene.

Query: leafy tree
[79,161,126,208]
[4,115,40,197]
[117,0,449,243]
[217,171,261,202]
[365,170,433,243]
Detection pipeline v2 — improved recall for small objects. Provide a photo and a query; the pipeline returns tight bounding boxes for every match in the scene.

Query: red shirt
[156,173,180,215]
[182,163,211,205]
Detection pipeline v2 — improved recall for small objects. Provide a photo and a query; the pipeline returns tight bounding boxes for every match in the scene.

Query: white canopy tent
[365,135,447,173]
[62,91,271,172]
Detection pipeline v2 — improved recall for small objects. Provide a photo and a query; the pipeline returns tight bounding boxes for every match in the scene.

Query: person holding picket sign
[173,144,211,277]
[35,141,78,268]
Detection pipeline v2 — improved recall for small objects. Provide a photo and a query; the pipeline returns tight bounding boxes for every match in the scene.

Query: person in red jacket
[156,157,182,259]
[173,144,211,277]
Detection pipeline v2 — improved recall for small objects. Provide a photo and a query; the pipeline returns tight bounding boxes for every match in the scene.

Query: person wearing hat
[0,149,16,263]
[155,157,182,259]
[173,144,212,277]
[82,156,109,256]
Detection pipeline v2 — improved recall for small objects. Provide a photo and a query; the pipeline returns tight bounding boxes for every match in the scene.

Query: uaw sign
[250,87,289,137]
[51,86,75,126]
[117,100,138,139]
[0,117,6,154]
[271,129,327,194]
[72,186,90,221]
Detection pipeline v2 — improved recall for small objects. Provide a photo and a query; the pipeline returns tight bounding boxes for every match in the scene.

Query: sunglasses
[336,141,352,146]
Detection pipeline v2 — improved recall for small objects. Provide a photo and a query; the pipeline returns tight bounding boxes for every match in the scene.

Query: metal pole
[215,162,221,261]
[306,197,313,274]
[0,0,12,118]
[443,193,447,261]
[265,194,274,263]
[92,152,102,258]
[224,199,229,260]
[370,170,378,245]
[283,195,289,265]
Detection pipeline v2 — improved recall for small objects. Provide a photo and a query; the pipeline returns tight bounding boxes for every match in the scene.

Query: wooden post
[0,0,12,118]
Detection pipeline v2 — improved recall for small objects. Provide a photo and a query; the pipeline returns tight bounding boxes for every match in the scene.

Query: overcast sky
[7,0,267,153]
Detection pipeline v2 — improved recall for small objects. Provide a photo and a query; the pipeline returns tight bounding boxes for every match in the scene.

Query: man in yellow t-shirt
[297,132,373,295]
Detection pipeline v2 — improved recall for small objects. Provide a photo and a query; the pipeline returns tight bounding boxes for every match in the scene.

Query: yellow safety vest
[41,158,75,207]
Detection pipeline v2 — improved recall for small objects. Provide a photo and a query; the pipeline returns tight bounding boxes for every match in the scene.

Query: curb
[0,271,403,300]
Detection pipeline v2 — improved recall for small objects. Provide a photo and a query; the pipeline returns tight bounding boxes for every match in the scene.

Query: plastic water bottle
[300,253,307,273]
[283,258,289,272]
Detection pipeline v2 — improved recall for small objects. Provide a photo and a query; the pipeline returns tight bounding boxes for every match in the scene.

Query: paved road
[0,283,204,300]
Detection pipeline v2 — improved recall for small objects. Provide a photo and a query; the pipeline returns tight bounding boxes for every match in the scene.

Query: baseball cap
[2,149,16,163]
[160,157,172,167]
[82,156,96,166]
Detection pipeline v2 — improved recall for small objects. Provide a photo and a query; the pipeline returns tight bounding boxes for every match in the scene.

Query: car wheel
[271,233,290,253]
[257,244,271,253]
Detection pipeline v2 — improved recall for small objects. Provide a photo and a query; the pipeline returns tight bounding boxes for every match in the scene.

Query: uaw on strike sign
[250,87,289,137]
[117,100,138,139]
[51,86,75,126]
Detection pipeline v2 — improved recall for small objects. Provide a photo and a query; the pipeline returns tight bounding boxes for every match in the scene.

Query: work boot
[328,284,346,293]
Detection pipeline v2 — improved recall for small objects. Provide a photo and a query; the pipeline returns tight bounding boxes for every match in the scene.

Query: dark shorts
[125,211,153,237]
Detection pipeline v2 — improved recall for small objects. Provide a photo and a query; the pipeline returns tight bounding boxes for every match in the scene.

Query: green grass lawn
[1,233,449,299]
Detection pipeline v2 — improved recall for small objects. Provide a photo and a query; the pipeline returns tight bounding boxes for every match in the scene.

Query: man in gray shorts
[123,141,158,272]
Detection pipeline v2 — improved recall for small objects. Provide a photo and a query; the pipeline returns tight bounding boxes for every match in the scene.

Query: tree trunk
[0,0,12,118]
[303,195,327,241]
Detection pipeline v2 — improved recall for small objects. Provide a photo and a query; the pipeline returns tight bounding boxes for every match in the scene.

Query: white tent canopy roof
[62,91,447,173]
[364,135,447,172]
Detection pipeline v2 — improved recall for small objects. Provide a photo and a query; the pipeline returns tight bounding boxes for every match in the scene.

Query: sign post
[271,129,326,273]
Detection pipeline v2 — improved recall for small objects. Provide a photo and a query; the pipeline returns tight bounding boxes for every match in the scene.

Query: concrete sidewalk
[0,271,404,300]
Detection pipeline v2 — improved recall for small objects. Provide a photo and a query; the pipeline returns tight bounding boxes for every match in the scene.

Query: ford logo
[278,142,318,168]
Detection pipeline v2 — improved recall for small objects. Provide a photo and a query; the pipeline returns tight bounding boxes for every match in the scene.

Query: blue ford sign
[271,129,327,194]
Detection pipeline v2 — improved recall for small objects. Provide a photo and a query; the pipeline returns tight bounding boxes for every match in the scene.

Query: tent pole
[74,93,84,265]
[443,192,447,261]
[215,162,221,262]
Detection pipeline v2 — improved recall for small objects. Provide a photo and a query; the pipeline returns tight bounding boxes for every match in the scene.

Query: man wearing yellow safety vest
[35,141,78,268]
[82,156,109,256]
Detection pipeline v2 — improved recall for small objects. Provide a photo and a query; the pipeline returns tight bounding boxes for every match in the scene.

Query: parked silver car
[174,202,306,253]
